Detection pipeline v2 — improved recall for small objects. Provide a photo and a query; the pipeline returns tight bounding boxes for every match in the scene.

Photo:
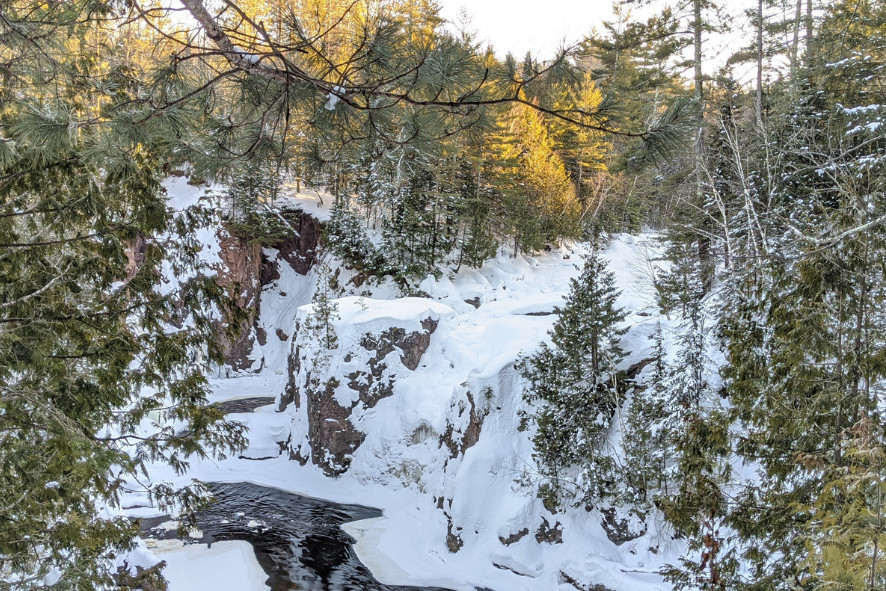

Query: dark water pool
[141,481,455,591]
[212,396,278,414]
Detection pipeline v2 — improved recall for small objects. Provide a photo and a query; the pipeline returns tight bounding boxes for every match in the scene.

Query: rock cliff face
[215,234,263,371]
[215,209,324,372]
[263,209,323,276]
[288,302,444,475]
[202,223,670,590]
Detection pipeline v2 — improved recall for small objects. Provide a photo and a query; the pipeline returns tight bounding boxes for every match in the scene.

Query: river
[141,481,456,591]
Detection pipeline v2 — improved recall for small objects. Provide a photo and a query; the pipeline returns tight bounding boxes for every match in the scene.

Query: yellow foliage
[496,99,581,248]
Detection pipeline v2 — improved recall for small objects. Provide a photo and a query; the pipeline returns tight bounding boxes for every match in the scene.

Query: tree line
[520,0,886,589]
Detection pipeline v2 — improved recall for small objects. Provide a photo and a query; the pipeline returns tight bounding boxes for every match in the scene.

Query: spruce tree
[622,321,672,505]
[226,162,289,243]
[304,264,341,354]
[520,252,627,507]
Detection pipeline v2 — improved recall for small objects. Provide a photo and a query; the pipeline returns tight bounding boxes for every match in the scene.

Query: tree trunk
[756,0,764,126]
[791,0,802,75]
[805,0,813,65]
[694,0,704,184]
[693,0,710,280]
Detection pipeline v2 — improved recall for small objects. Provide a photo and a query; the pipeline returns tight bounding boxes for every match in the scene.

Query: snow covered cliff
[135,180,682,591]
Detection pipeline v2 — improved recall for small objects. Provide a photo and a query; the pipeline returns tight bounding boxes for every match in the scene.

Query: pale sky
[436,0,768,83]
[437,0,614,59]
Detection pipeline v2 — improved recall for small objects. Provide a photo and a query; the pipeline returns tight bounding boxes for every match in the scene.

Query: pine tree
[716,3,886,585]
[226,163,289,243]
[548,72,610,206]
[622,321,672,505]
[451,158,500,270]
[661,298,736,591]
[0,2,244,586]
[581,2,684,133]
[304,264,341,354]
[495,100,582,253]
[326,202,385,275]
[520,252,627,507]
[804,415,886,590]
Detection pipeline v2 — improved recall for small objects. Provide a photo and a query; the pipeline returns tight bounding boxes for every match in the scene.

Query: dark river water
[141,481,457,591]
[142,397,462,590]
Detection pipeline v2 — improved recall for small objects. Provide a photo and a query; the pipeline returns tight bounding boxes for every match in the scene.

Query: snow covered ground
[154,540,270,591]
[132,180,680,591]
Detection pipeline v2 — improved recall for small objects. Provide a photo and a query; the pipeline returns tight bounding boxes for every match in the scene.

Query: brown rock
[446,514,463,553]
[499,528,530,546]
[268,210,323,275]
[260,250,281,286]
[299,317,439,475]
[441,390,487,459]
[535,517,563,544]
[215,233,263,371]
[600,507,647,546]
[306,378,365,475]
[280,345,301,412]
[559,571,616,591]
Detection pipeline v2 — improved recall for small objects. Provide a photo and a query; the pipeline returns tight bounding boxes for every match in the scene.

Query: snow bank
[154,540,269,591]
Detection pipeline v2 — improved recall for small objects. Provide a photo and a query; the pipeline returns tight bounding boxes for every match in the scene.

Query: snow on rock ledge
[287,297,456,475]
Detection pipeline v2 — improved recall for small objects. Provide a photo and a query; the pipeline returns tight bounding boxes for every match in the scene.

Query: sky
[436,0,614,59]
[435,0,766,82]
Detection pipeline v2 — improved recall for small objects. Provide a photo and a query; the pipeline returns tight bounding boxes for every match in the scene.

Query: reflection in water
[142,482,456,591]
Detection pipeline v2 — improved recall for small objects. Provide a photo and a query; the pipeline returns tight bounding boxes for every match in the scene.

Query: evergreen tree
[661,297,736,591]
[326,202,385,275]
[548,72,610,206]
[226,163,290,243]
[622,321,672,505]
[304,264,341,354]
[716,3,886,585]
[495,100,582,253]
[0,2,244,586]
[520,252,627,507]
[451,158,500,270]
[581,2,684,132]
[804,415,886,590]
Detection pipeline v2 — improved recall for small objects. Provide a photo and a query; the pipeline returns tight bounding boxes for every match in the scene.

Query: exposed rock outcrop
[559,571,617,591]
[265,209,323,276]
[215,209,324,373]
[599,507,647,546]
[446,513,464,553]
[498,528,530,546]
[215,234,263,372]
[305,377,366,474]
[535,517,563,544]
[441,389,488,459]
[288,299,448,475]
[280,344,301,412]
